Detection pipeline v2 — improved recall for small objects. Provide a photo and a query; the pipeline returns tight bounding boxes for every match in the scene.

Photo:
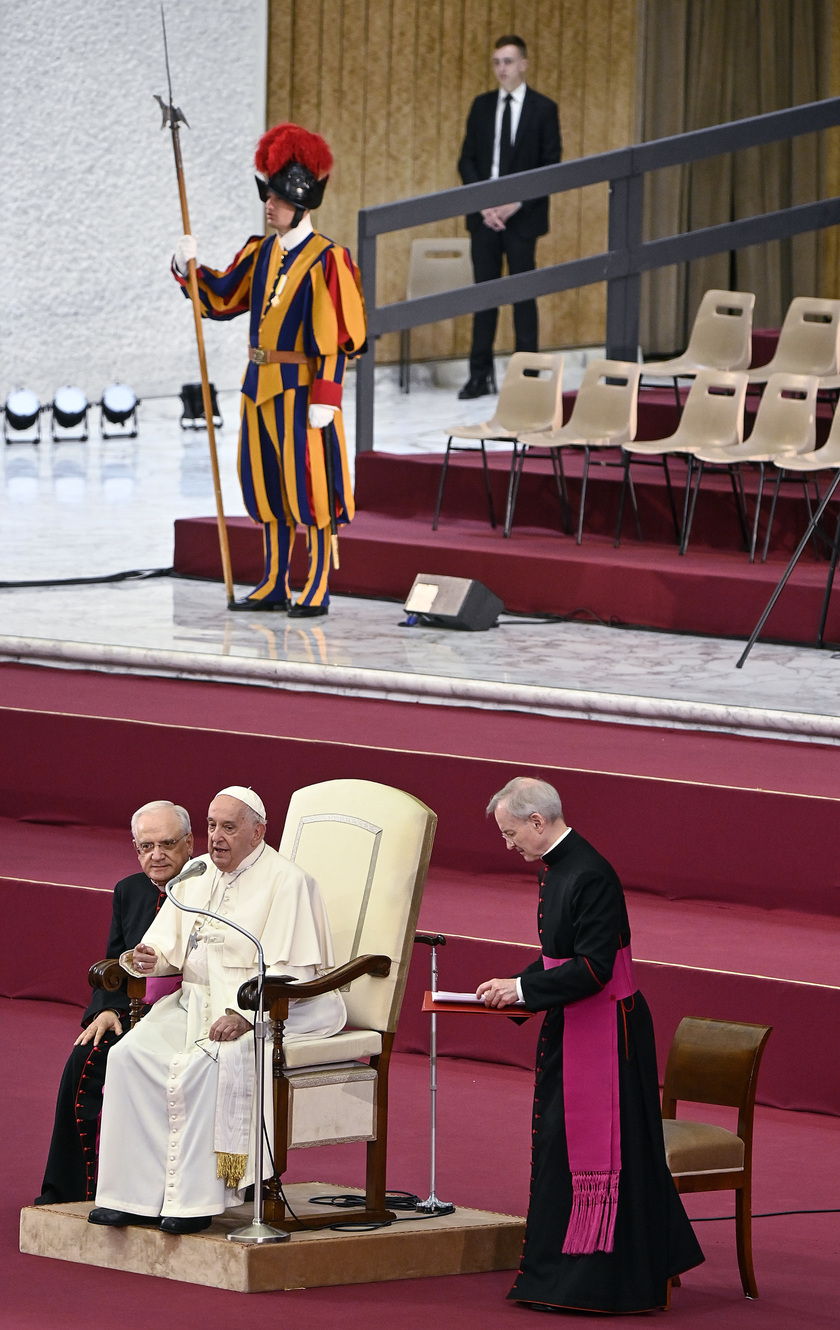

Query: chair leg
[432,440,454,531]
[504,444,524,538]
[680,458,703,555]
[577,448,590,545]
[816,503,840,647]
[399,329,410,394]
[749,462,765,563]
[614,451,631,548]
[729,466,751,552]
[762,471,783,563]
[627,467,643,542]
[662,455,682,544]
[554,448,572,533]
[480,441,498,529]
[672,376,681,416]
[735,1186,758,1298]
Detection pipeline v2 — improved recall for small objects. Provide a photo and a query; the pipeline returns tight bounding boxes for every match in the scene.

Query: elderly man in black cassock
[478,777,703,1314]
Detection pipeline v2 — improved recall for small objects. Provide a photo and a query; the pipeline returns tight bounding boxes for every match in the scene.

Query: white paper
[432,990,525,1007]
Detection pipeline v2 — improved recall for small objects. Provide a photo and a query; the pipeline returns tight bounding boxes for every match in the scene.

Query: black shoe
[457,373,493,400]
[88,1207,160,1227]
[288,603,328,618]
[159,1215,213,1235]
[228,597,290,612]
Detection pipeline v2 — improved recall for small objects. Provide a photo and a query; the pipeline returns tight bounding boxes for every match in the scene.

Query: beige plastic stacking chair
[761,397,840,562]
[642,289,755,411]
[746,296,840,384]
[620,370,749,552]
[512,359,642,543]
[682,372,818,559]
[400,239,473,394]
[433,351,564,532]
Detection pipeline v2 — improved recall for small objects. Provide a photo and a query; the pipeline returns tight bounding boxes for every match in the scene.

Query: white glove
[174,234,197,276]
[308,403,335,429]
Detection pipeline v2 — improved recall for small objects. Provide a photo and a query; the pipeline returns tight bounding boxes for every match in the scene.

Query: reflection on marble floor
[1,370,838,740]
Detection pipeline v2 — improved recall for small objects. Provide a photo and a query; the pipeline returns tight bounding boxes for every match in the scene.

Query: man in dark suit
[457,35,562,399]
[35,801,193,1204]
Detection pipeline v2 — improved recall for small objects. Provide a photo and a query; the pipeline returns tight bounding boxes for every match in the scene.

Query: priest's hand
[209,1013,251,1041]
[476,977,519,1008]
[74,1009,123,1047]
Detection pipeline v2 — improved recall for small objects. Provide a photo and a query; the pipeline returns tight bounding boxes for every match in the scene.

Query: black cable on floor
[0,567,173,589]
[692,1207,840,1222]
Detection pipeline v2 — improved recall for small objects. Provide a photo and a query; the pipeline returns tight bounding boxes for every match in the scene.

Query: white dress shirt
[491,82,527,178]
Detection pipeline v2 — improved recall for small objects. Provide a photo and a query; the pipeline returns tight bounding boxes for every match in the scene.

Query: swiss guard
[173,123,367,616]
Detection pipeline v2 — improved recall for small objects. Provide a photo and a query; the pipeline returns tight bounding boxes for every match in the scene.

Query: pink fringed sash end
[562,1169,621,1254]
[543,945,636,1258]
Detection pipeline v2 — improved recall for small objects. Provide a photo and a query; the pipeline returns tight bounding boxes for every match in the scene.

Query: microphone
[165,859,208,890]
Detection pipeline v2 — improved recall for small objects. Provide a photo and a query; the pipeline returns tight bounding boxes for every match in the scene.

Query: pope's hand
[209,1013,251,1041]
[132,942,157,974]
[174,234,197,275]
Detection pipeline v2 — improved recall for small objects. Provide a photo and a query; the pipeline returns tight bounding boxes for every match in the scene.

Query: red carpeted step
[173,505,840,641]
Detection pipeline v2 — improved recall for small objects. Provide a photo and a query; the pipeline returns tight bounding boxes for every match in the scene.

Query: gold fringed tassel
[216,1151,248,1189]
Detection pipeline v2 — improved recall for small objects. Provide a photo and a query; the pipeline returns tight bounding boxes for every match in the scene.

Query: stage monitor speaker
[404,574,504,631]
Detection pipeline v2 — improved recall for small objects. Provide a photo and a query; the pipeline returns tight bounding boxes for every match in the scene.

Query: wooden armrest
[88,957,130,992]
[238,954,391,1011]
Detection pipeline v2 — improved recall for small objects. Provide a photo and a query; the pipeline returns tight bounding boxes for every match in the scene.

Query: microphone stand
[414,933,455,1216]
[166,860,289,1244]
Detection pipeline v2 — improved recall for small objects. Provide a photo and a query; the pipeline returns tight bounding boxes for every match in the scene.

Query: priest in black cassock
[478,777,703,1314]
[35,802,193,1204]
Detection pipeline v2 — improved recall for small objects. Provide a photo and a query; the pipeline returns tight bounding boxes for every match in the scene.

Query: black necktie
[499,93,513,175]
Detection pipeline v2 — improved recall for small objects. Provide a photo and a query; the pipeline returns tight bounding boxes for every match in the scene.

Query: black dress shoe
[228,597,290,612]
[88,1207,160,1227]
[159,1215,213,1235]
[457,373,493,400]
[288,602,328,618]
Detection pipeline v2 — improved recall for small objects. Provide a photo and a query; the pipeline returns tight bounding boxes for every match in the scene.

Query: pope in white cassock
[89,785,345,1235]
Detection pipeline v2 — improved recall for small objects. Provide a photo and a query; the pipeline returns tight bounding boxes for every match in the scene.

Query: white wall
[0,0,267,403]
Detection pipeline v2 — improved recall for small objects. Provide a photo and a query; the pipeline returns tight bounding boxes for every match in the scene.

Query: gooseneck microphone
[164,858,208,891]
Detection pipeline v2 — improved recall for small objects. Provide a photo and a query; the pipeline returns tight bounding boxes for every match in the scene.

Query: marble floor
[1,364,839,742]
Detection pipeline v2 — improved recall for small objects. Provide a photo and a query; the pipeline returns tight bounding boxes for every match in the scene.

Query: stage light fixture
[179,381,223,430]
[3,389,42,444]
[100,383,139,438]
[51,385,89,442]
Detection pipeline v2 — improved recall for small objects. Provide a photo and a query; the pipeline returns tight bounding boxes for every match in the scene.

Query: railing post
[355,211,377,453]
[606,165,644,361]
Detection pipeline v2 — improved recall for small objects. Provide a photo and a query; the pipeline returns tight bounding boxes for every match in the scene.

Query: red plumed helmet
[255,123,333,181]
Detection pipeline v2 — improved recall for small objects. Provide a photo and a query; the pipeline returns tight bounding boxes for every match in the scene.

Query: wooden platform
[19,1187,524,1293]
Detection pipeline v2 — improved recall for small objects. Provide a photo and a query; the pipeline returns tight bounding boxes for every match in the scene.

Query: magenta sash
[543,944,636,1255]
[144,975,181,1004]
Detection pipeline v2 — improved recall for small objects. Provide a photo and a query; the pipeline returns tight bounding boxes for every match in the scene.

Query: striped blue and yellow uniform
[177,229,366,605]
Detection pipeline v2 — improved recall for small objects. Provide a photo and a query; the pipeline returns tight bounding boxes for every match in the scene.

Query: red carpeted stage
[172,387,840,644]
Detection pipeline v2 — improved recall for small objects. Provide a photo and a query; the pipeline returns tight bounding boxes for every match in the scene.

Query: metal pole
[415,933,454,1216]
[736,469,840,667]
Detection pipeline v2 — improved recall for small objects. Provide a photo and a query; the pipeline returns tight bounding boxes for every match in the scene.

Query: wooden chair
[90,779,437,1232]
[661,1016,772,1299]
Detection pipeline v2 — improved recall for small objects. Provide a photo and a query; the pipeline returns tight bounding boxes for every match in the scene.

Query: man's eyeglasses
[134,834,188,854]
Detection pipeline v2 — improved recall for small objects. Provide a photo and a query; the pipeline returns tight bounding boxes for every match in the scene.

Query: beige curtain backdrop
[267,0,641,363]
[640,0,835,355]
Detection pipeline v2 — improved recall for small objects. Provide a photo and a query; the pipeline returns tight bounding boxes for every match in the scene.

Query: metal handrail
[355,95,840,452]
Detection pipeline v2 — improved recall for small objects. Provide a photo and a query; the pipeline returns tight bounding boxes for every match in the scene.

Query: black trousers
[36,1028,122,1204]
[469,225,539,376]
